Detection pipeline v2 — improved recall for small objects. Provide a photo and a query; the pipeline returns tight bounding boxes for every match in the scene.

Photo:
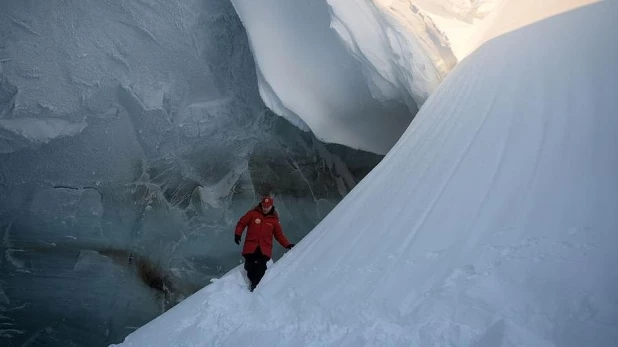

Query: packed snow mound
[113,1,618,346]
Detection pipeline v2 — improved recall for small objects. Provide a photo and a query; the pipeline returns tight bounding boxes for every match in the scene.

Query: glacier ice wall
[0,0,382,346]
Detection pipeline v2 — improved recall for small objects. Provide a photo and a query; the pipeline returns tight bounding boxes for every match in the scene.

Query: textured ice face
[0,0,382,346]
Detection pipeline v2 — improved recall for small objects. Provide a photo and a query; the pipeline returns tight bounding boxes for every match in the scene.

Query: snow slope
[113,1,618,346]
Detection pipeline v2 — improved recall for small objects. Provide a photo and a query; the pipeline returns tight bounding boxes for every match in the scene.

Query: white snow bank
[230,0,433,155]
[0,117,87,143]
[113,1,618,346]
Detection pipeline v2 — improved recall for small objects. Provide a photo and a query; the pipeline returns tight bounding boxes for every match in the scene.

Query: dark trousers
[243,247,270,290]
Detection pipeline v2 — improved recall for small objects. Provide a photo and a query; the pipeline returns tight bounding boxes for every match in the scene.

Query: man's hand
[286,243,295,250]
[234,234,241,245]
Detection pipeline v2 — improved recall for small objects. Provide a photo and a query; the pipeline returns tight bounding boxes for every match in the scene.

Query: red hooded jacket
[235,206,291,258]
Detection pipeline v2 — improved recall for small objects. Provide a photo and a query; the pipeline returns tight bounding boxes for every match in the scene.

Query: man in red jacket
[234,196,294,291]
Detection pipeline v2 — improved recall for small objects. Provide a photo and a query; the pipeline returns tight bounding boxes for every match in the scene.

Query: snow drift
[114,1,618,346]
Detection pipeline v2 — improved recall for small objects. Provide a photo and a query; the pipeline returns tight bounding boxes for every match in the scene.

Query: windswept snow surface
[114,1,618,346]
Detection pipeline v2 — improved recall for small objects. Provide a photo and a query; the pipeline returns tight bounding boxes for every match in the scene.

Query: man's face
[261,203,273,213]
